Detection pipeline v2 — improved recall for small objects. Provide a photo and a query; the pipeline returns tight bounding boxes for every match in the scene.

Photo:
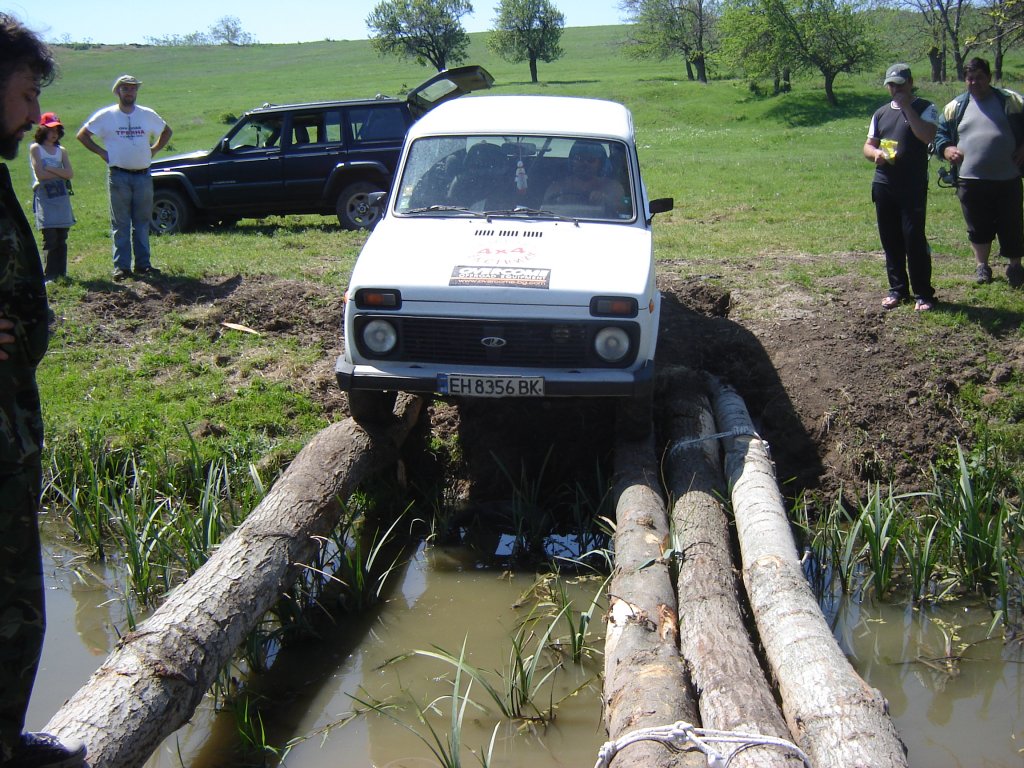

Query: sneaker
[6,732,86,768]
[135,265,161,276]
[976,263,993,284]
[112,267,132,281]
[1007,261,1024,289]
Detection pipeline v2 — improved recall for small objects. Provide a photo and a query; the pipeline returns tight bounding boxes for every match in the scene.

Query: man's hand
[944,145,964,165]
[0,317,15,361]
[891,90,912,110]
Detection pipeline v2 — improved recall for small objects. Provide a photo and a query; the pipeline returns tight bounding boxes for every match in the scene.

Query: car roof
[247,95,402,116]
[407,95,635,142]
[240,66,493,119]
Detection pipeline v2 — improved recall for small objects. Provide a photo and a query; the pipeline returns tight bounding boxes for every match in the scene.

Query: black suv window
[228,115,283,150]
[289,111,324,146]
[350,105,407,144]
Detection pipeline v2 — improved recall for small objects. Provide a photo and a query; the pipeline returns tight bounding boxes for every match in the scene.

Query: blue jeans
[108,168,153,271]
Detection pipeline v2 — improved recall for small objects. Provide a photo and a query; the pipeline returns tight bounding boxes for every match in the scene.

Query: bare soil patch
[66,252,1024,503]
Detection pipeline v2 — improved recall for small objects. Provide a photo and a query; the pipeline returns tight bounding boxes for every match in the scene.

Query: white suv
[336,95,673,435]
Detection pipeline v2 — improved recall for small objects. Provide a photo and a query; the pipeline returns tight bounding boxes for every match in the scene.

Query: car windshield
[394,135,635,221]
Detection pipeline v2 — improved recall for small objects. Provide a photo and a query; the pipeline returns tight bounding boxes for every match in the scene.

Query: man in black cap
[863,63,939,311]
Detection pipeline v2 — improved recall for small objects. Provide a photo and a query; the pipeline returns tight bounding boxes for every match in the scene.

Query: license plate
[439,374,545,397]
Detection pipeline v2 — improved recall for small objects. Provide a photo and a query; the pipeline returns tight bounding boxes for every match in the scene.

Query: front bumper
[335,357,655,399]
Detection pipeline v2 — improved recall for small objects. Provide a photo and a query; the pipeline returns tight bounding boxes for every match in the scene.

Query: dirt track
[66,249,1024,504]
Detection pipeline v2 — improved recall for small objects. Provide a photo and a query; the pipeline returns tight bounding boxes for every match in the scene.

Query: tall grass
[798,443,1024,630]
[44,425,258,606]
[355,640,498,768]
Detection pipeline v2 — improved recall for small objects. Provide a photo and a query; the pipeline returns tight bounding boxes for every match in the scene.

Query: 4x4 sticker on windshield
[450,266,550,288]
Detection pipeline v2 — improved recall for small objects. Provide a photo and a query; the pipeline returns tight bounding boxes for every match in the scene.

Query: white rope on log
[667,425,766,457]
[593,719,813,768]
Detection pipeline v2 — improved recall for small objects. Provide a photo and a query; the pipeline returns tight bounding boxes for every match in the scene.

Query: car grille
[355,316,639,368]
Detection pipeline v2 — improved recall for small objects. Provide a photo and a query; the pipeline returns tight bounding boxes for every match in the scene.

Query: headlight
[362,319,398,355]
[594,327,630,363]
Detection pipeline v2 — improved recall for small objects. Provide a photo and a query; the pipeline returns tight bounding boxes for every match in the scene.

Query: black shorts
[956,177,1024,258]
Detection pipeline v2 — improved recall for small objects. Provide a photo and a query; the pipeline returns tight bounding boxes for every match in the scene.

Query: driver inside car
[543,140,626,215]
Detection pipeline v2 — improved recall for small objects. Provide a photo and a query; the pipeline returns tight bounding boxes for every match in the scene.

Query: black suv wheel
[152,188,194,235]
[337,182,383,230]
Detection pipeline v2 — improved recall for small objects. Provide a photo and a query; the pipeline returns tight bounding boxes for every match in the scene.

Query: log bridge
[43,368,909,768]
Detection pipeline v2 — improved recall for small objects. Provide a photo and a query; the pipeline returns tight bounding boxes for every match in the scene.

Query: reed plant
[355,641,498,768]
[929,443,1021,603]
[799,441,1024,628]
[44,425,261,608]
[232,694,288,765]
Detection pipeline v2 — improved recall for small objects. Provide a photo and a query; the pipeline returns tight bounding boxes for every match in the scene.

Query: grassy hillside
[15,25,1024,472]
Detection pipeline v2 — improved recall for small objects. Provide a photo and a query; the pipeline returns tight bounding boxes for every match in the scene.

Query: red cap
[39,112,63,128]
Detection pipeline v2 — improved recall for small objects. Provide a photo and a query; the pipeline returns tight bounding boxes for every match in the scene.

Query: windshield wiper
[483,206,579,225]
[404,205,485,217]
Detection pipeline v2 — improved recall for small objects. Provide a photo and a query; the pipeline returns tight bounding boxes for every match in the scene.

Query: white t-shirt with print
[82,104,166,170]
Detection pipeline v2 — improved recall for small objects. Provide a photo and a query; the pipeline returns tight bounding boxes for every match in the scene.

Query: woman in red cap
[28,111,75,281]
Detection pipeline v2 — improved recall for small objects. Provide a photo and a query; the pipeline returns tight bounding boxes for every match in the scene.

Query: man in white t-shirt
[77,74,172,280]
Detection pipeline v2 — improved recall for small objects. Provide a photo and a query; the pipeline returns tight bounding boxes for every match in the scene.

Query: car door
[281,108,337,207]
[343,103,411,182]
[405,65,495,119]
[207,111,285,211]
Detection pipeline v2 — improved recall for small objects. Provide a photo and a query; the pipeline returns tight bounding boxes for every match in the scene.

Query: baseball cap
[112,74,142,92]
[884,64,912,85]
[39,112,63,128]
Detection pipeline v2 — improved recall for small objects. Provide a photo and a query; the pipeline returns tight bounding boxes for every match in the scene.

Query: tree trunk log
[709,379,908,768]
[603,431,702,768]
[44,397,426,768]
[663,371,803,767]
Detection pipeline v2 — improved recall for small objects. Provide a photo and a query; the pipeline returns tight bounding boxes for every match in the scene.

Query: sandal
[882,292,904,309]
[914,298,935,312]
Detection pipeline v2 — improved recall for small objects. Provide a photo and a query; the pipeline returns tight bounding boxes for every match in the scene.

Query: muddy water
[29,532,1024,768]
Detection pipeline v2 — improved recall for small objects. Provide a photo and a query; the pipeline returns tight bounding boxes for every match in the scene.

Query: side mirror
[649,197,674,216]
[368,191,387,208]
[219,137,231,153]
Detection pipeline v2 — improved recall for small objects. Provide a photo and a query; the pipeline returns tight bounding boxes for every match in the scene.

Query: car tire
[348,389,398,426]
[337,182,383,230]
[618,391,653,440]
[152,189,194,235]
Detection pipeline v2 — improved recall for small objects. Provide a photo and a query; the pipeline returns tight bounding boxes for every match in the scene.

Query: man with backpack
[934,57,1024,288]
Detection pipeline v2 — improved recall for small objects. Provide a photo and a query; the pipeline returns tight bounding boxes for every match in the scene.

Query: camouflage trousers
[0,458,45,761]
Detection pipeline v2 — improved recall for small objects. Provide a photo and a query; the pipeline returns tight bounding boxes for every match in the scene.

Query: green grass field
[15,25,1024,482]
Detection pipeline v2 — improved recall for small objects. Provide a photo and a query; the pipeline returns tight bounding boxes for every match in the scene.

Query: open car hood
[406,65,494,119]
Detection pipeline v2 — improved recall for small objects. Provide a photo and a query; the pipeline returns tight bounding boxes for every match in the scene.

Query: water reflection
[31,529,1024,768]
[830,593,1024,766]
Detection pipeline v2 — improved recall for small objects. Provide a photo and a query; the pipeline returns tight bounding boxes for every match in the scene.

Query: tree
[746,0,876,105]
[620,0,718,83]
[367,0,473,71]
[719,0,797,92]
[208,16,256,45]
[489,0,565,83]
[892,0,979,80]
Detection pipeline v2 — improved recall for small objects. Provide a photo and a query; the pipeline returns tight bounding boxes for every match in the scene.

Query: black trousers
[872,181,933,300]
[41,227,68,279]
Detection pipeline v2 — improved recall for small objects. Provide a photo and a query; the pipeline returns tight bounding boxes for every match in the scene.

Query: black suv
[149,66,493,234]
